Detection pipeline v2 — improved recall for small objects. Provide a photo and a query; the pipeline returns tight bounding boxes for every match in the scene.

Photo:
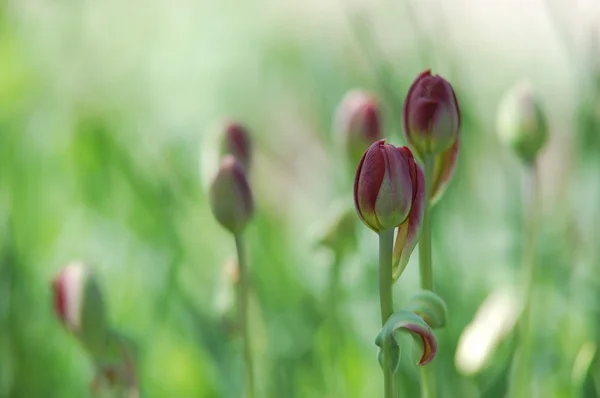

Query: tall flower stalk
[234,234,255,398]
[209,128,256,398]
[52,261,140,397]
[497,82,547,397]
[403,70,461,398]
[354,140,433,398]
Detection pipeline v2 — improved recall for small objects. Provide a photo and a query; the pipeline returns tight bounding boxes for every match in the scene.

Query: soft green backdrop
[1,0,600,397]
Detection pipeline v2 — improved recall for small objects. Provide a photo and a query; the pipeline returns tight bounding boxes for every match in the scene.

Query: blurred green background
[2,0,600,397]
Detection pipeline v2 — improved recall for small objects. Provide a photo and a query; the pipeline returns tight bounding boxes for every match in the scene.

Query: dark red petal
[224,122,251,168]
[52,276,67,323]
[412,99,439,135]
[403,70,432,138]
[354,140,386,227]
[429,77,453,103]
[360,102,381,142]
[357,142,386,213]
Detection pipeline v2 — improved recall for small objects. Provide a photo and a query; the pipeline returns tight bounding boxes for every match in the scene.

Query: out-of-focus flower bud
[334,90,383,166]
[403,70,460,158]
[220,122,252,171]
[430,138,459,205]
[496,82,547,163]
[209,155,254,235]
[52,261,109,357]
[354,140,421,233]
[316,205,357,257]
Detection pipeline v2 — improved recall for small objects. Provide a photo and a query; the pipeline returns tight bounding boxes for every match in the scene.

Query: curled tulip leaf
[406,290,448,329]
[375,310,438,374]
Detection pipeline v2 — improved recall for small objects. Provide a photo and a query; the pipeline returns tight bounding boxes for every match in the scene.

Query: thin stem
[326,251,343,394]
[419,155,434,290]
[418,154,435,398]
[378,229,396,398]
[235,234,255,398]
[328,250,343,322]
[508,161,540,397]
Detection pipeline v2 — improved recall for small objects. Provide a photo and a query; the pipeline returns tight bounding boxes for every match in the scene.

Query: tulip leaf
[375,310,438,374]
[406,290,448,329]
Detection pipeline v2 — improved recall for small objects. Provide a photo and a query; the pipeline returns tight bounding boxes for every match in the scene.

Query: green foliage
[1,1,600,398]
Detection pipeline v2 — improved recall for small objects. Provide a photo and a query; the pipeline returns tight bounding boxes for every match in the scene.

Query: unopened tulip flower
[52,261,109,357]
[354,140,424,239]
[220,122,252,171]
[497,82,547,163]
[209,155,254,235]
[403,70,460,158]
[335,90,383,166]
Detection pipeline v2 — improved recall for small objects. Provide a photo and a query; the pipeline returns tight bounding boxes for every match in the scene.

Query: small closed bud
[354,140,420,232]
[334,90,383,166]
[220,122,252,171]
[403,70,460,157]
[209,155,254,235]
[496,82,547,163]
[52,261,109,357]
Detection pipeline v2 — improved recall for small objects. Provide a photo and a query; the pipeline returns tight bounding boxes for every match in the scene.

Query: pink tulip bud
[220,122,252,171]
[209,155,254,235]
[403,70,460,157]
[52,261,109,356]
[334,90,383,166]
[354,140,423,234]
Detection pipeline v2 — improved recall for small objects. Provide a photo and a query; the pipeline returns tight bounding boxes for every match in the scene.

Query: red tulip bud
[52,261,109,357]
[209,155,254,235]
[403,70,460,157]
[335,90,383,166]
[354,140,422,234]
[220,122,252,171]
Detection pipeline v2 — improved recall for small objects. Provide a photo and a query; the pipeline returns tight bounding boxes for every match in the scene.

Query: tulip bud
[220,122,252,171]
[496,82,547,163]
[52,261,109,357]
[354,140,421,232]
[334,90,383,166]
[403,70,460,157]
[209,155,254,235]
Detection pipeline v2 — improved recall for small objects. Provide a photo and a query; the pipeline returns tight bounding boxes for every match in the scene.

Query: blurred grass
[2,0,600,397]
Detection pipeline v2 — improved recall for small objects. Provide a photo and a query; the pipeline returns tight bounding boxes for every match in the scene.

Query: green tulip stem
[419,155,434,291]
[419,154,436,398]
[378,228,396,398]
[508,160,540,397]
[235,234,255,398]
